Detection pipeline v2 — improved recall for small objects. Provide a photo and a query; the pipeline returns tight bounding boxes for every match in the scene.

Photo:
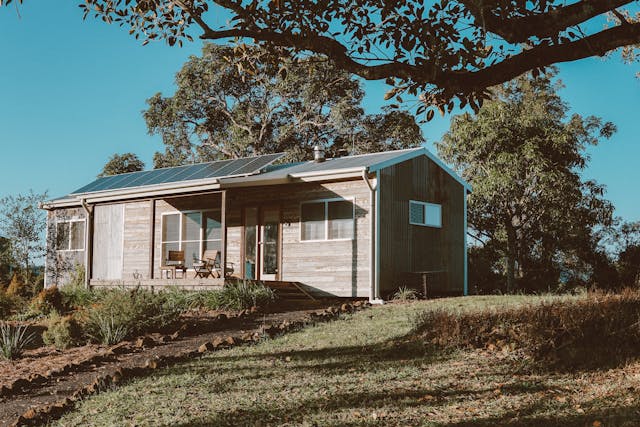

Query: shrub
[0,323,35,359]
[0,291,23,320]
[6,273,27,297]
[81,288,181,343]
[413,290,640,370]
[42,311,81,349]
[29,286,65,317]
[210,281,276,311]
[391,286,420,302]
[60,284,98,310]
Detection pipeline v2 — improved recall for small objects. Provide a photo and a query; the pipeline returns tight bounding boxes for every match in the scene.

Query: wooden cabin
[42,148,470,301]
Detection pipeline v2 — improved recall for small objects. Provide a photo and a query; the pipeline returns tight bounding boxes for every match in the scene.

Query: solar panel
[70,153,285,195]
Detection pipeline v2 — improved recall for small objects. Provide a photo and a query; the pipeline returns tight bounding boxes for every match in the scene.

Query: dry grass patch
[54,295,640,426]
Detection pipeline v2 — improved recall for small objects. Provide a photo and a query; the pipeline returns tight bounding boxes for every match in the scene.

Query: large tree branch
[196,22,640,96]
[198,28,423,81]
[461,0,634,43]
[444,22,640,93]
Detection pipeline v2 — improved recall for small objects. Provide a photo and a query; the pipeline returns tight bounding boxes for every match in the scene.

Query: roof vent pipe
[313,145,325,163]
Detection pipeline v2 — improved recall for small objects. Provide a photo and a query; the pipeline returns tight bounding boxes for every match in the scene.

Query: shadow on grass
[166,335,450,379]
[158,387,640,427]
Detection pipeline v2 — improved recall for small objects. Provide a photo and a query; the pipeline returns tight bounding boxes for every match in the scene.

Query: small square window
[56,220,85,251]
[409,200,442,228]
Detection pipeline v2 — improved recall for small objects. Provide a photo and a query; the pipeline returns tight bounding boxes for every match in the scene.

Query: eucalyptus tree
[99,153,145,177]
[0,191,48,283]
[438,71,616,291]
[145,44,424,167]
[5,0,639,114]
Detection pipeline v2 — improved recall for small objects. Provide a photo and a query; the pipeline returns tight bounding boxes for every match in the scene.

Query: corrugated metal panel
[49,148,431,203]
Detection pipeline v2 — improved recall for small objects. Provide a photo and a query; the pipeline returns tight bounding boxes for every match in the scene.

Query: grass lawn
[55,295,640,426]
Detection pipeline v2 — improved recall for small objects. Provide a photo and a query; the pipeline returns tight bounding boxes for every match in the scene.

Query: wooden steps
[263,281,316,301]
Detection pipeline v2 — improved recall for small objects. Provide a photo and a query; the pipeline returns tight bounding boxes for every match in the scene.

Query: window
[161,210,221,268]
[56,220,85,251]
[301,199,354,241]
[409,201,442,228]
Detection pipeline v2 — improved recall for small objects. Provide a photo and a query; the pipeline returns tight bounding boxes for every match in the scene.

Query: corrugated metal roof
[44,148,469,208]
[220,148,424,183]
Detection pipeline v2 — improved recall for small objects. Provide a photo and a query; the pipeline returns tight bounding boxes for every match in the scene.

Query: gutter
[80,199,92,289]
[362,169,383,305]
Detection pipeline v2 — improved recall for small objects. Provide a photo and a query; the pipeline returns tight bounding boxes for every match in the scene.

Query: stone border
[10,301,370,427]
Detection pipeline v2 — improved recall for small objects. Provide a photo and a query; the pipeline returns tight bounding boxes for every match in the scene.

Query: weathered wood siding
[45,208,86,287]
[122,201,152,280]
[379,156,465,295]
[225,179,371,297]
[92,204,124,280]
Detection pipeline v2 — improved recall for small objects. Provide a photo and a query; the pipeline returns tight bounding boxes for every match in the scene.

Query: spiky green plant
[391,286,420,302]
[0,322,36,359]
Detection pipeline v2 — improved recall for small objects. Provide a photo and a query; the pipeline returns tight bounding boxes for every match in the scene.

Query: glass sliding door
[244,208,258,279]
[243,206,280,280]
[260,207,280,281]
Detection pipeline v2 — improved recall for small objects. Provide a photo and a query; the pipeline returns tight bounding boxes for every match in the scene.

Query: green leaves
[145,44,424,166]
[438,71,616,292]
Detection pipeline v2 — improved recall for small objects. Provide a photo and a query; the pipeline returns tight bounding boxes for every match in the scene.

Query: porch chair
[193,250,235,279]
[160,250,187,279]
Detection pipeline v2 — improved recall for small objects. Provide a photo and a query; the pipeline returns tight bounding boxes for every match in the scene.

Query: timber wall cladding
[122,201,152,279]
[226,179,372,297]
[46,208,86,286]
[92,204,124,280]
[379,156,465,295]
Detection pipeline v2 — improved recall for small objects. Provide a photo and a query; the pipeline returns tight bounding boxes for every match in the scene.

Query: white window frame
[409,200,442,228]
[299,197,356,242]
[160,209,222,268]
[56,218,86,252]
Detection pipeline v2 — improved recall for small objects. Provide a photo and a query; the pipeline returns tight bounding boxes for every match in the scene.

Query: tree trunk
[505,222,517,293]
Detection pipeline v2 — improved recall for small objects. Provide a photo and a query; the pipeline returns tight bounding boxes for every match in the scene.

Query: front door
[243,206,280,280]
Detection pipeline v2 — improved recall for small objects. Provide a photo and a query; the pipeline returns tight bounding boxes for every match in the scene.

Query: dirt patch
[0,299,368,427]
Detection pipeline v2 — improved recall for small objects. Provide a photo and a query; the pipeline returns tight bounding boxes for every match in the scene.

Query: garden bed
[0,299,368,427]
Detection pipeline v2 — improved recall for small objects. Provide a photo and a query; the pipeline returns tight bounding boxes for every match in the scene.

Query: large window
[409,200,442,228]
[301,199,354,241]
[161,210,221,268]
[56,220,85,251]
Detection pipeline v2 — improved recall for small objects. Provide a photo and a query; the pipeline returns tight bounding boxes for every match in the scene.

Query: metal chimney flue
[313,145,325,162]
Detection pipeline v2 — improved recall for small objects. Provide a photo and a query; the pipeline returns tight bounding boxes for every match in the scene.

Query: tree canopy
[4,0,637,114]
[438,70,616,292]
[99,153,145,177]
[0,191,47,282]
[145,44,424,167]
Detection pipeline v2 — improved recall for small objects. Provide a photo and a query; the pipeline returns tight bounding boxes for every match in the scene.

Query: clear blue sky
[1,2,638,222]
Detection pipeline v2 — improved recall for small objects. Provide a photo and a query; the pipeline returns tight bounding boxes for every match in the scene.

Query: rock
[144,358,158,369]
[340,303,352,312]
[109,341,131,355]
[21,408,38,420]
[135,336,156,349]
[210,337,225,348]
[198,342,215,353]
